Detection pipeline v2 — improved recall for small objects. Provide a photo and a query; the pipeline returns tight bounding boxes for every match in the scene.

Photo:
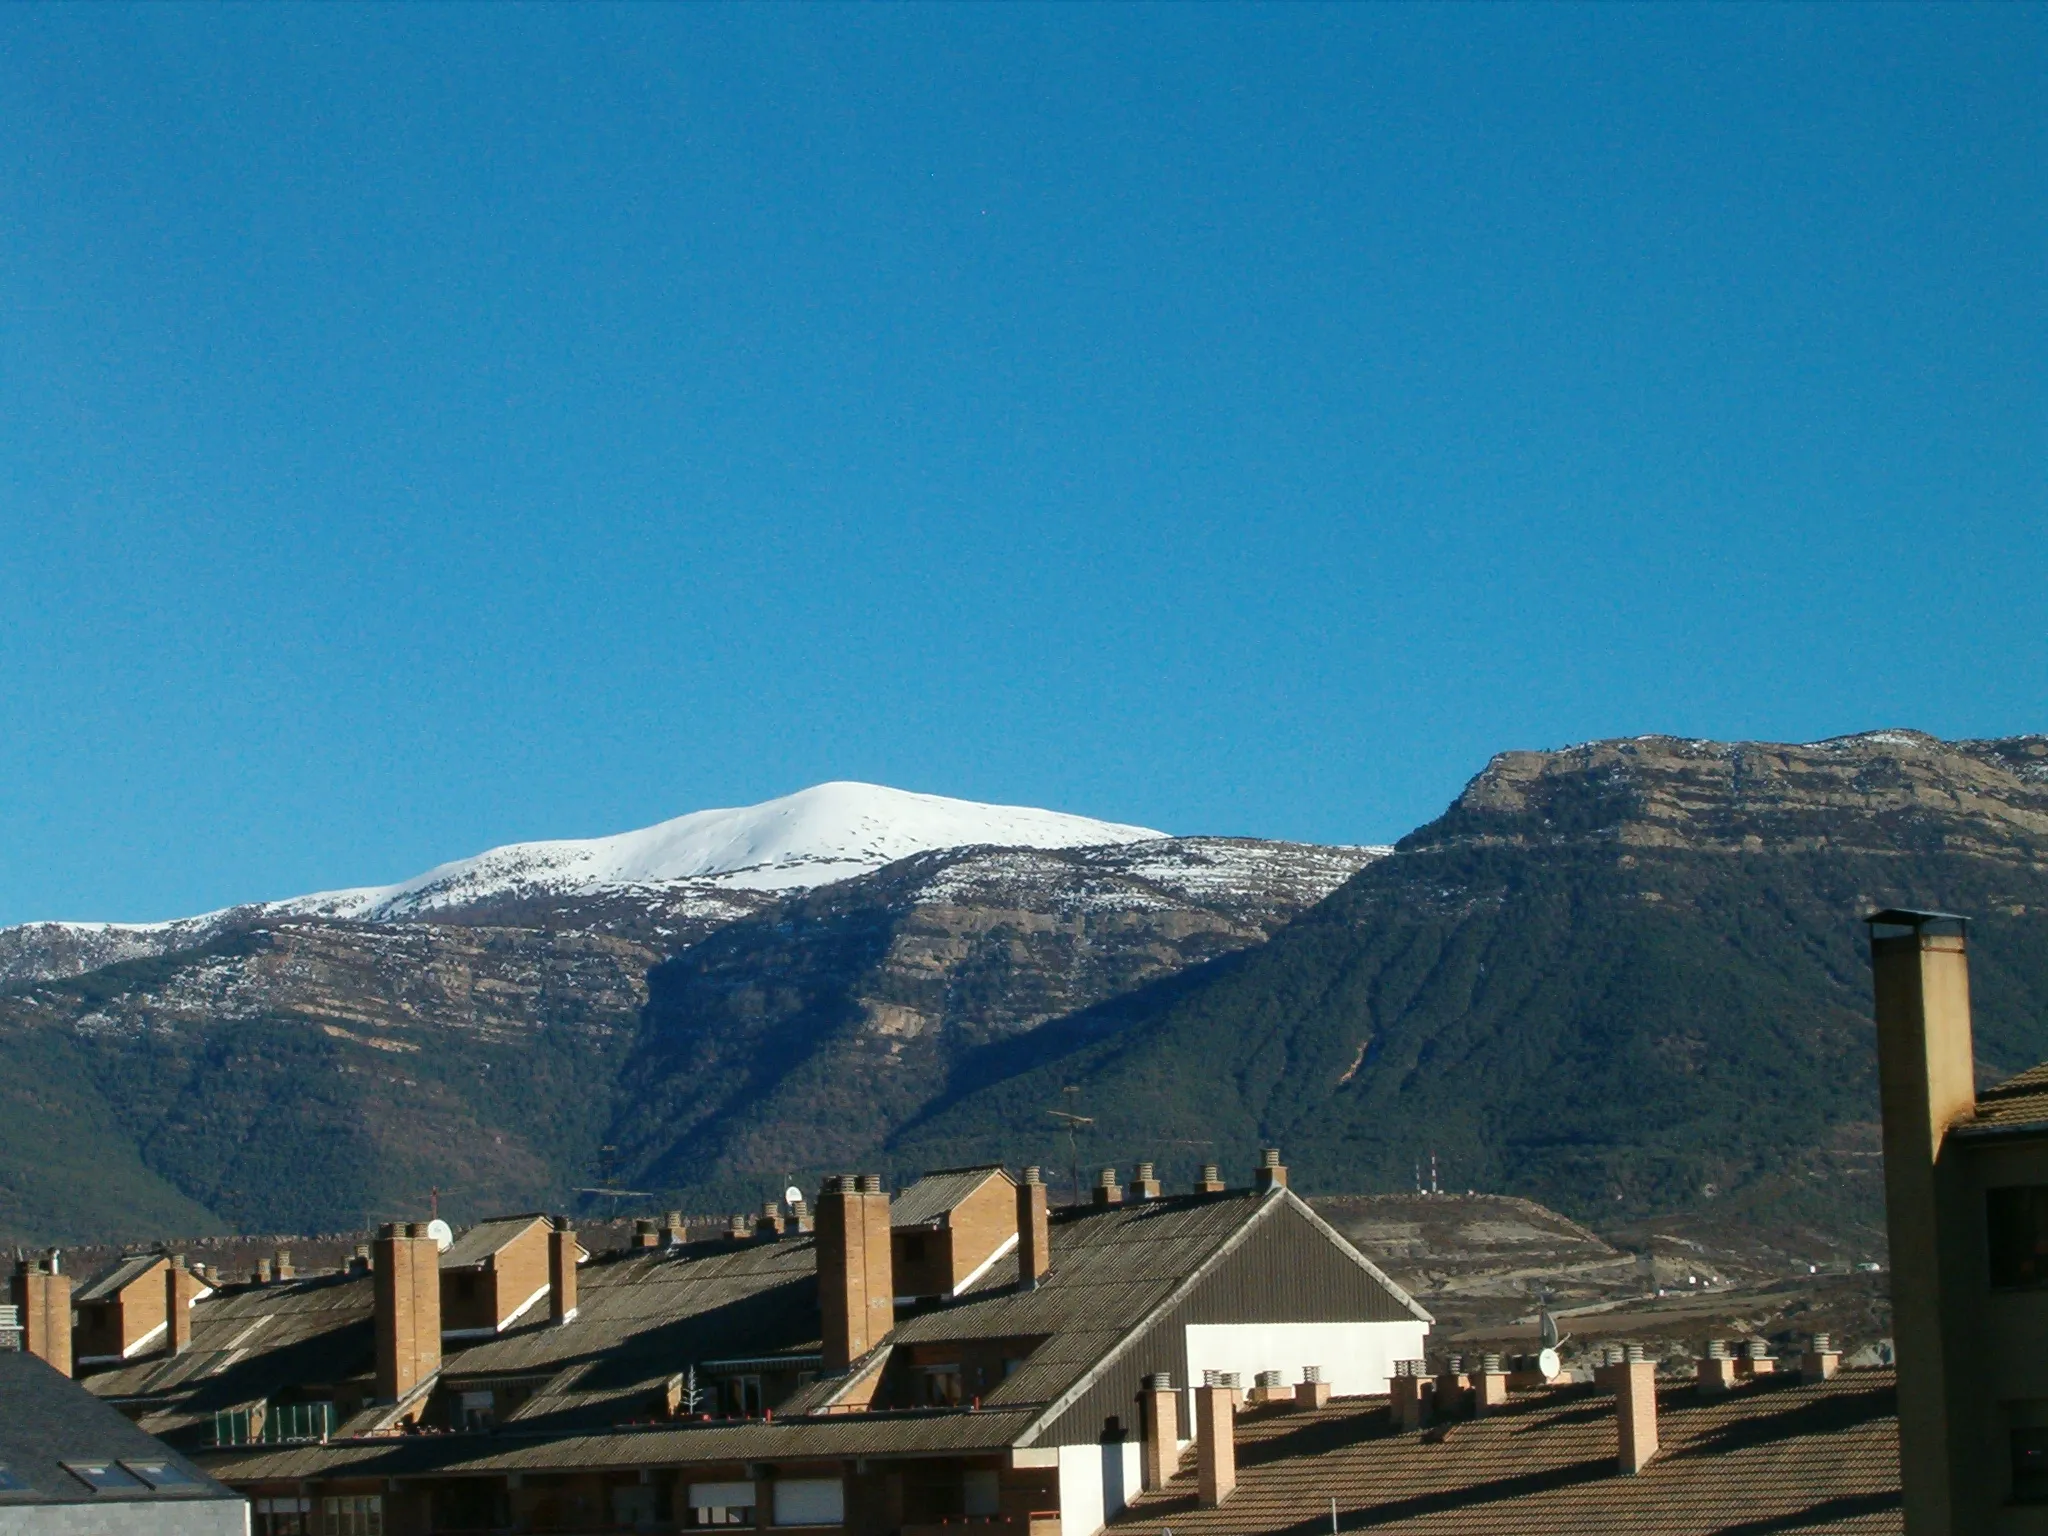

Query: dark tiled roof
[201,1406,1038,1482]
[0,1351,240,1506]
[1961,1060,2048,1136]
[1115,1371,1900,1536]
[442,1215,548,1270]
[891,1167,1012,1229]
[74,1252,165,1303]
[444,1234,821,1430]
[83,1271,374,1440]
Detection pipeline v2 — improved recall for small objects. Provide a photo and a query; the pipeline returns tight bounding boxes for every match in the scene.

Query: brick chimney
[1195,1163,1226,1195]
[273,1247,295,1282]
[1253,1148,1288,1192]
[1131,1162,1162,1201]
[1140,1371,1178,1490]
[255,1258,273,1285]
[1390,1360,1430,1430]
[9,1252,72,1376]
[1868,908,1974,1536]
[1195,1378,1236,1505]
[633,1219,660,1250]
[373,1222,442,1403]
[817,1174,893,1371]
[1801,1333,1840,1383]
[1697,1338,1738,1394]
[662,1211,686,1247]
[728,1213,752,1240]
[1615,1344,1658,1474]
[548,1216,578,1326]
[790,1198,813,1234]
[756,1201,785,1240]
[1435,1354,1471,1418]
[1475,1353,1509,1415]
[1736,1338,1775,1377]
[1295,1364,1331,1409]
[164,1255,197,1356]
[1093,1167,1123,1206]
[1017,1167,1050,1291]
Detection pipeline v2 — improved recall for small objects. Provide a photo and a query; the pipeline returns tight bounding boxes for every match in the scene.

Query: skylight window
[64,1462,147,1493]
[123,1461,207,1491]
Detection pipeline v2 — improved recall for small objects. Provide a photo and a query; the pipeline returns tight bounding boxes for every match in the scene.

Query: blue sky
[1,4,2042,925]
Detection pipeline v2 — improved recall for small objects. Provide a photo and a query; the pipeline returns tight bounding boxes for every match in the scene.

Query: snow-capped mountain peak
[304,781,1166,919]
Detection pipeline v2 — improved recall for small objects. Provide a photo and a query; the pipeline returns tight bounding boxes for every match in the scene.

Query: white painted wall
[1056,1438,1142,1536]
[1183,1319,1426,1398]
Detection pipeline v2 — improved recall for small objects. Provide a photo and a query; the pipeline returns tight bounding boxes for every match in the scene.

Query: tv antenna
[1045,1092,1094,1208]
[574,1145,654,1223]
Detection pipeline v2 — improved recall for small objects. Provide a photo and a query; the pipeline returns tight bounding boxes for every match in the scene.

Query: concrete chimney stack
[817,1174,894,1371]
[1195,1378,1236,1506]
[1615,1344,1659,1474]
[548,1216,579,1326]
[373,1222,442,1404]
[1868,908,1975,1536]
[1253,1148,1288,1192]
[9,1253,72,1376]
[1017,1168,1051,1291]
[1093,1167,1123,1206]
[1141,1371,1178,1490]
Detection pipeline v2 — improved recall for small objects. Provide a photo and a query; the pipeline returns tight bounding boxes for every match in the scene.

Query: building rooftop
[890,1167,1013,1229]
[1959,1058,2048,1137]
[441,1214,548,1271]
[74,1252,165,1304]
[0,1351,241,1508]
[1114,1370,1900,1536]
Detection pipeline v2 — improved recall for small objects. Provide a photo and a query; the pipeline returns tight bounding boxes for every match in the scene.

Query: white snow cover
[19,782,1167,935]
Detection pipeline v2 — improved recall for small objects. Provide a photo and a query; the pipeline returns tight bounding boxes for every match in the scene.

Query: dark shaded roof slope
[1960,1059,2048,1137]
[892,1167,1013,1228]
[82,1271,374,1441]
[443,1233,822,1431]
[1115,1370,1899,1536]
[443,1215,548,1270]
[202,1406,1038,1483]
[0,1351,241,1507]
[75,1252,166,1303]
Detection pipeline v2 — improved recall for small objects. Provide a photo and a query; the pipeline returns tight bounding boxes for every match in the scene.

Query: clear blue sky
[1,4,2042,925]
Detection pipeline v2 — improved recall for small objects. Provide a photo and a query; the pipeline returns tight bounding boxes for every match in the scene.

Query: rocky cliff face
[1411,731,2048,858]
[0,834,1375,1242]
[885,731,2048,1236]
[607,837,1381,1205]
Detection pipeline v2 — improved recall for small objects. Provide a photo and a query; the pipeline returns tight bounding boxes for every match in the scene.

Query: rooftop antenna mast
[574,1144,654,1224]
[1045,1092,1094,1208]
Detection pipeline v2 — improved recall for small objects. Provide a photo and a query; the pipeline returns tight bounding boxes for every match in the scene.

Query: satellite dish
[1537,1347,1562,1380]
[426,1219,454,1253]
[784,1186,804,1207]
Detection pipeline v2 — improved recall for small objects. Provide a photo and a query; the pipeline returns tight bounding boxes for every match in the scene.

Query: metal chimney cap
[1865,908,1969,935]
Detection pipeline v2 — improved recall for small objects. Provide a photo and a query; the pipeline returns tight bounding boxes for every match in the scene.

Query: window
[725,1374,764,1416]
[123,1461,207,1492]
[962,1469,1001,1517]
[64,1462,146,1493]
[1989,1186,2048,1287]
[459,1390,496,1431]
[323,1494,384,1535]
[921,1364,963,1407]
[255,1495,313,1536]
[773,1478,845,1527]
[688,1480,757,1526]
[2018,1429,2048,1503]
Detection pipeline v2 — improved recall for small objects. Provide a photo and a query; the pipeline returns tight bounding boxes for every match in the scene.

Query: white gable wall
[1184,1318,1426,1398]
[1057,1438,1142,1536]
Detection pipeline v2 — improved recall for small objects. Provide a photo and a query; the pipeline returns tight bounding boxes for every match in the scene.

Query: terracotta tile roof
[1116,1371,1900,1536]
[1960,1059,2048,1136]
